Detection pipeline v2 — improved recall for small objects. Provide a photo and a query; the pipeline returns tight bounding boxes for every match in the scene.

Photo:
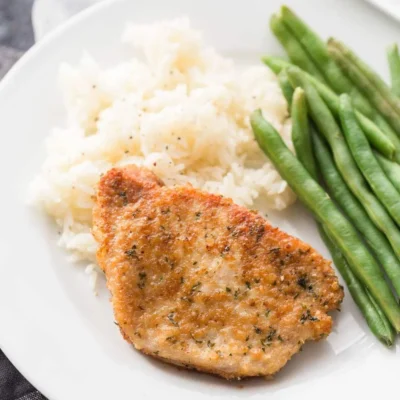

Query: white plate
[0,0,399,399]
[365,0,400,23]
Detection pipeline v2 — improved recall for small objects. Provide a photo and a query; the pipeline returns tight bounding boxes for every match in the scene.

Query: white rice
[30,17,295,265]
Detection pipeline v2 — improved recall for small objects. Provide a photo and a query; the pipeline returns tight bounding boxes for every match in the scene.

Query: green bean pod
[328,44,400,135]
[339,94,400,225]
[290,89,396,344]
[287,66,395,160]
[278,6,372,116]
[313,133,400,297]
[269,6,400,149]
[387,43,400,97]
[278,70,295,106]
[286,67,400,261]
[251,109,400,331]
[365,289,395,346]
[280,6,331,74]
[319,227,395,346]
[262,57,400,160]
[272,51,400,158]
[374,151,400,194]
[372,115,400,163]
[329,38,400,116]
[261,56,291,75]
[269,14,326,82]
[291,88,317,177]
[355,114,395,160]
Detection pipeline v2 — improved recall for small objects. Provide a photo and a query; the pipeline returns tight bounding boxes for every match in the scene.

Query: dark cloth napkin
[0,1,47,399]
[0,351,46,400]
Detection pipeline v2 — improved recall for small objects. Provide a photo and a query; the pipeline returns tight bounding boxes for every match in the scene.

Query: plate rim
[0,0,120,96]
[0,0,124,393]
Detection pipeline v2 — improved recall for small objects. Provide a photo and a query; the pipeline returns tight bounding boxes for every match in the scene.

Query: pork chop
[93,165,343,379]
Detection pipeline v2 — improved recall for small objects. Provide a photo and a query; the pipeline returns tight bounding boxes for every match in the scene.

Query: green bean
[280,6,330,73]
[319,227,395,346]
[287,66,395,160]
[355,114,395,160]
[286,67,400,261]
[387,43,400,97]
[372,115,400,163]
[251,109,400,331]
[262,58,396,159]
[279,6,372,116]
[365,289,396,346]
[313,133,400,297]
[339,94,400,225]
[291,90,316,177]
[262,57,394,152]
[278,70,295,106]
[290,92,396,344]
[329,39,400,116]
[273,6,400,150]
[291,88,316,177]
[269,14,326,82]
[261,56,292,75]
[375,151,400,194]
[328,44,400,135]
[262,57,399,160]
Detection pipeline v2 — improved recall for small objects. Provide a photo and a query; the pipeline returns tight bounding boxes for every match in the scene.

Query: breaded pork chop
[93,166,343,379]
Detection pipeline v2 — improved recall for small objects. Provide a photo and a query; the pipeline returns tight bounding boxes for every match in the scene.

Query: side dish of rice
[30,18,295,267]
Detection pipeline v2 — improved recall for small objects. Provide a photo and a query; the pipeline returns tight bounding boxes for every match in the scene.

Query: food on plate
[319,228,395,346]
[278,6,368,109]
[258,4,400,343]
[312,134,400,300]
[339,94,400,226]
[264,60,396,160]
[93,165,343,379]
[375,150,400,193]
[251,110,400,332]
[30,0,400,366]
[288,69,400,279]
[278,70,294,106]
[288,67,399,243]
[30,18,294,267]
[290,88,315,176]
[269,14,326,83]
[272,6,400,163]
[329,39,400,135]
[288,85,394,345]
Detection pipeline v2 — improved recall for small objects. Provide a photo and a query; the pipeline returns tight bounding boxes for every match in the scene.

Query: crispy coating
[93,166,344,379]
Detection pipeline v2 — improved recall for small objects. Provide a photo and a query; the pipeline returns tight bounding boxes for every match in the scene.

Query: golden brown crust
[93,166,344,379]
